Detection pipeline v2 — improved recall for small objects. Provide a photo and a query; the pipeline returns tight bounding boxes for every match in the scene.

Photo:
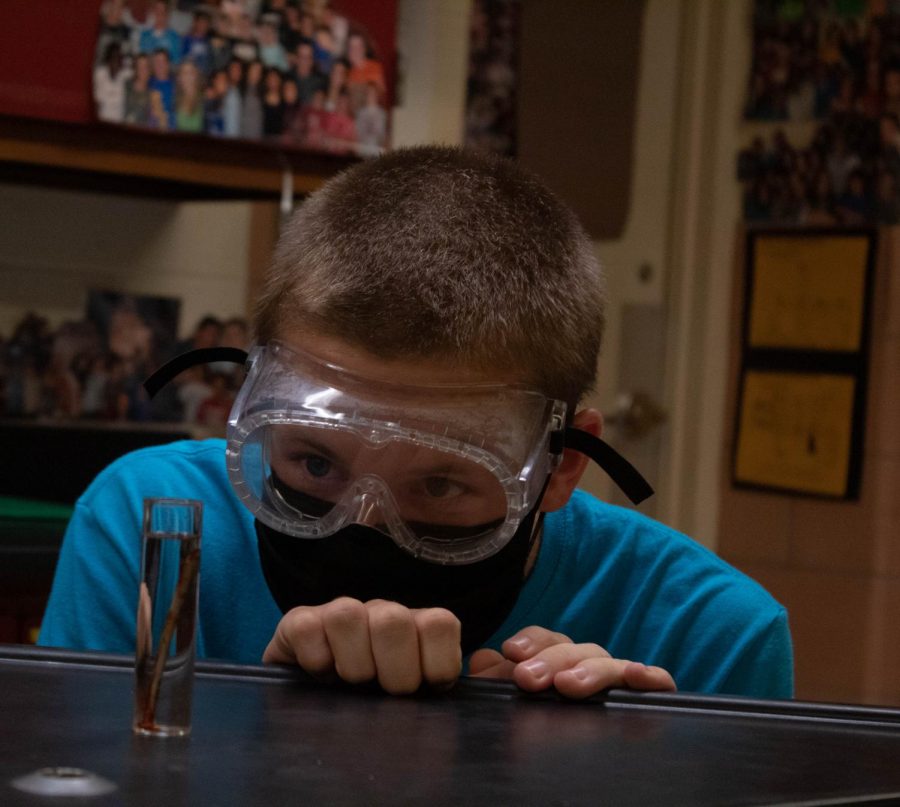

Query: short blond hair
[254,146,605,407]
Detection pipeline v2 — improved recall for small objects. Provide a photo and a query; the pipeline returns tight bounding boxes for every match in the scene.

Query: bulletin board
[732,230,876,499]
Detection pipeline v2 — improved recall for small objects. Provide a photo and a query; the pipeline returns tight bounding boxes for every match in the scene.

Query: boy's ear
[540,408,603,513]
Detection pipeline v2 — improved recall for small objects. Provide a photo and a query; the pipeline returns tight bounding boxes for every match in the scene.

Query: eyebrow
[405,464,458,479]
[279,433,483,478]
[280,435,341,461]
[401,456,480,479]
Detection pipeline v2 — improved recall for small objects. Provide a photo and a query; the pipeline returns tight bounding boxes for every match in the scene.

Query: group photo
[92,0,390,155]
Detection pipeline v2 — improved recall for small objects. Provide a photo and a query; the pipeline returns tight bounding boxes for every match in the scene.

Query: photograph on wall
[464,0,521,157]
[84,290,182,421]
[0,301,250,427]
[86,289,181,365]
[92,0,393,156]
[739,1,900,225]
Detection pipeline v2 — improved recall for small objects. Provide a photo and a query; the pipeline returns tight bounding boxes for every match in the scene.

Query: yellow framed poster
[748,234,869,351]
[733,229,875,500]
[734,371,856,497]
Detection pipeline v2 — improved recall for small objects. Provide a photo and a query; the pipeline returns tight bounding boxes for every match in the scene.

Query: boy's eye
[423,476,463,498]
[304,455,332,478]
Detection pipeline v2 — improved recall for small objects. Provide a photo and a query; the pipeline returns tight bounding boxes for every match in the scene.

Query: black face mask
[256,478,546,655]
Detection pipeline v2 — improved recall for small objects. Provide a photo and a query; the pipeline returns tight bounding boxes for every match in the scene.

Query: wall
[392,0,470,148]
[660,0,751,545]
[0,184,253,339]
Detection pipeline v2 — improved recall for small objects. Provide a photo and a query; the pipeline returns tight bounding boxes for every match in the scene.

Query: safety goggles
[145,342,653,565]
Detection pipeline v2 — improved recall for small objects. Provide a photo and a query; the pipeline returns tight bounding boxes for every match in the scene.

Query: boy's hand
[468,626,676,698]
[262,597,462,694]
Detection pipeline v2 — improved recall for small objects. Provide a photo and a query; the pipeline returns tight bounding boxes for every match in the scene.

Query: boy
[39,146,793,700]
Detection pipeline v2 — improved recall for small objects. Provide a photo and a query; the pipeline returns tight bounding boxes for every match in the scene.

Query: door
[516,0,682,526]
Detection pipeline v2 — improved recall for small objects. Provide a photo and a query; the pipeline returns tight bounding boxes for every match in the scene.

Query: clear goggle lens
[266,423,510,540]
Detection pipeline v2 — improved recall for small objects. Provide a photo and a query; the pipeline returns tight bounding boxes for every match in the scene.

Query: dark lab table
[3,645,900,806]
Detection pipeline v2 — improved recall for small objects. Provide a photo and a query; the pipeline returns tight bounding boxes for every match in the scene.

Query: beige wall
[392,0,470,148]
[0,184,253,339]
[662,0,751,546]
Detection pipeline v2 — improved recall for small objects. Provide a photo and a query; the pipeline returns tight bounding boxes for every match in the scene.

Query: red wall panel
[0,0,100,122]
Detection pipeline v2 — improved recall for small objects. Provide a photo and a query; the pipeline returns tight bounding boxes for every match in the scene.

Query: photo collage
[93,0,390,156]
[741,0,900,225]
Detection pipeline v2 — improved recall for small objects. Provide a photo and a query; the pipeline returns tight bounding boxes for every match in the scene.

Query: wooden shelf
[0,114,358,200]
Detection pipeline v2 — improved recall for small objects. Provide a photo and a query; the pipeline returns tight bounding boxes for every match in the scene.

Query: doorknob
[605,391,667,441]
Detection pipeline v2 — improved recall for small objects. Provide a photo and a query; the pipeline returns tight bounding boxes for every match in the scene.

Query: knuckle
[521,625,572,645]
[322,597,367,628]
[574,642,612,659]
[368,601,414,636]
[283,606,319,634]
[278,610,324,650]
[414,607,460,638]
[329,596,365,612]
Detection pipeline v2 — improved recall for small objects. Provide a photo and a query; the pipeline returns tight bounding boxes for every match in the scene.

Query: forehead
[278,327,526,389]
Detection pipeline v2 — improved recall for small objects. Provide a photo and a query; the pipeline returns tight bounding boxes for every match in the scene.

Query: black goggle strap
[143,349,654,506]
[143,347,250,398]
[554,427,654,506]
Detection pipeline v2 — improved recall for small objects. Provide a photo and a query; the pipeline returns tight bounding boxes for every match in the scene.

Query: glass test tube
[133,498,202,738]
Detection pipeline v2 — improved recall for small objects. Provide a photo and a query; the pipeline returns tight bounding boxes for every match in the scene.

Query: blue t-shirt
[181,35,212,73]
[148,76,175,124]
[140,28,182,64]
[39,439,793,698]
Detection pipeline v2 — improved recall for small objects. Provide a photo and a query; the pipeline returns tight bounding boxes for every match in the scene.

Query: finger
[622,662,677,692]
[468,648,517,680]
[321,597,376,684]
[513,642,612,692]
[262,606,334,675]
[501,625,574,662]
[413,607,462,689]
[468,648,505,676]
[553,658,676,699]
[367,600,422,695]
